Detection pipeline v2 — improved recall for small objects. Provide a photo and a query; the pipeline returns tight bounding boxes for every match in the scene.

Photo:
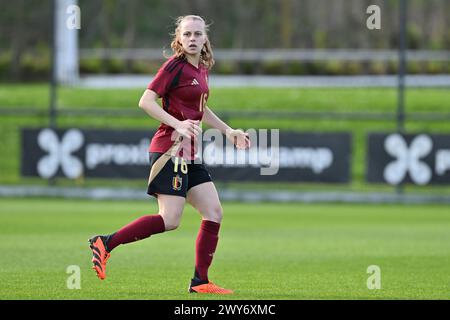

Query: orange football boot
[189,281,234,294]
[89,236,111,280]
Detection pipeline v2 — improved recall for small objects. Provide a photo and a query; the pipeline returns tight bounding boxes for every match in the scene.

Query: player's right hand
[176,119,202,139]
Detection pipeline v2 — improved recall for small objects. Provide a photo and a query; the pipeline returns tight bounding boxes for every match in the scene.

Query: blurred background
[0,0,449,202]
[1,0,449,78]
[1,0,450,301]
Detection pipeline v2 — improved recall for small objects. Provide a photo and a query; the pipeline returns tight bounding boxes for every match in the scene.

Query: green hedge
[1,51,449,81]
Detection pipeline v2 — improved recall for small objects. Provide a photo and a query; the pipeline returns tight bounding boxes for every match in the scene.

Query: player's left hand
[227,129,251,150]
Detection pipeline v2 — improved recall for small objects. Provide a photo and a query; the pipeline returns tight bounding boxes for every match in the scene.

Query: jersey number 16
[199,93,208,112]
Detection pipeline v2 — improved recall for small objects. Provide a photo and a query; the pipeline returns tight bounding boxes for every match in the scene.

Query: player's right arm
[139,89,201,139]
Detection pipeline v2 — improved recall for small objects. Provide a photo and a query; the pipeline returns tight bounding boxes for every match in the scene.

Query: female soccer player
[89,15,250,294]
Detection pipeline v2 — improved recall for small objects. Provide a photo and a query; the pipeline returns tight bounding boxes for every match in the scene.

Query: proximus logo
[383,134,433,185]
[37,128,84,179]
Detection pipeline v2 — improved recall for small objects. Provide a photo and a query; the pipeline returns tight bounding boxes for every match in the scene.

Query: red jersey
[147,56,209,160]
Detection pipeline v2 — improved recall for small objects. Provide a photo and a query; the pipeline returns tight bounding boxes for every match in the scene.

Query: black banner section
[204,131,351,183]
[21,128,152,179]
[367,133,450,185]
[21,128,351,183]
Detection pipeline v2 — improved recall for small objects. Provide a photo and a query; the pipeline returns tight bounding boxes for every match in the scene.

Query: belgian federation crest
[172,174,182,191]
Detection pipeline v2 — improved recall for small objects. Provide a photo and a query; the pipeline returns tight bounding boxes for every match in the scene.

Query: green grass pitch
[1,197,449,299]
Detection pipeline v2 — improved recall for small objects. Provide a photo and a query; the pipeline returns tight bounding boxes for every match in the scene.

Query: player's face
[179,19,206,56]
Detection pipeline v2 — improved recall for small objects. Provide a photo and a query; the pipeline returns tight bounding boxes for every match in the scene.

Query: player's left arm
[202,105,250,150]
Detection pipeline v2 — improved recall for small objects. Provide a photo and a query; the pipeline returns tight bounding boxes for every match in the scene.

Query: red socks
[105,216,221,282]
[106,214,165,251]
[194,220,221,282]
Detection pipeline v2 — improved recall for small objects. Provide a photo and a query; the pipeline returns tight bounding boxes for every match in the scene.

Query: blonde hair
[169,15,215,70]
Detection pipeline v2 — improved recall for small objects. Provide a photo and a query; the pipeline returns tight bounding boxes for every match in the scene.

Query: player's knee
[202,204,223,223]
[161,216,180,231]
[215,205,224,222]
[164,220,180,231]
[159,209,182,231]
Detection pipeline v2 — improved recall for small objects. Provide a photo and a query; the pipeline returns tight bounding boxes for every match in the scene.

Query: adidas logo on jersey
[191,79,199,85]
